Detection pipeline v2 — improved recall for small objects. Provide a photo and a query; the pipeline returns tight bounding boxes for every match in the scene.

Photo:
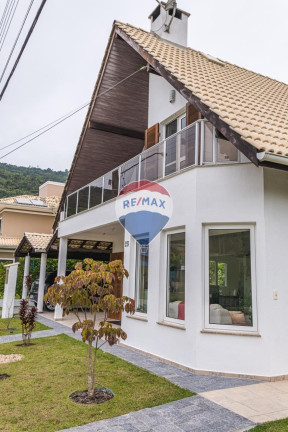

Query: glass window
[165,115,187,176]
[135,243,149,313]
[166,119,177,138]
[208,229,253,327]
[166,232,185,320]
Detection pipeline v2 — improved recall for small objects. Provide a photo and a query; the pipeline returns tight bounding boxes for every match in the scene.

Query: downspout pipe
[257,152,288,167]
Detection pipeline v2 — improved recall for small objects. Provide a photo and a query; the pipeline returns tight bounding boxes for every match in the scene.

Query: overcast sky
[0,0,287,171]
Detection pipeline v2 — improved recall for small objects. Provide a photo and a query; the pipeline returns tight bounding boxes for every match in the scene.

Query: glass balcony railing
[65,120,246,218]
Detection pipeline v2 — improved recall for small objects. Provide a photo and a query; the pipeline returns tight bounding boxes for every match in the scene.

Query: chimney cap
[148,2,190,20]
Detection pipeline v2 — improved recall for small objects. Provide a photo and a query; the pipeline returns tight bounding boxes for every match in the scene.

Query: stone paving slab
[0,315,257,432]
[0,329,58,344]
[57,396,255,432]
[35,316,261,394]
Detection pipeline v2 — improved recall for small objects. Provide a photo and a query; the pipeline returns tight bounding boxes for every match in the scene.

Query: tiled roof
[0,195,61,208]
[0,237,21,247]
[116,22,288,156]
[24,233,53,251]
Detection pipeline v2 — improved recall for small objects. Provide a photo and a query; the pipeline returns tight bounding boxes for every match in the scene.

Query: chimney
[149,2,190,47]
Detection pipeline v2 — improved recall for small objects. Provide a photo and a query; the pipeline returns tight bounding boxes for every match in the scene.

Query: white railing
[65,120,243,218]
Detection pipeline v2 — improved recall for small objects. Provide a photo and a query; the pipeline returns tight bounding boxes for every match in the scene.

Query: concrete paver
[201,380,288,424]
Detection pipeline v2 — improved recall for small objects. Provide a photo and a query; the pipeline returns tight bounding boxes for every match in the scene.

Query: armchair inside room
[168,300,185,319]
[209,304,232,325]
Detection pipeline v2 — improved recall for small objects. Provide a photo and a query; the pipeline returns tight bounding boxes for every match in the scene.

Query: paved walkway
[0,314,264,432]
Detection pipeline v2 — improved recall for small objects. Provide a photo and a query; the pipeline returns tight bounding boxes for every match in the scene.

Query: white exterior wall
[148,74,187,137]
[57,69,288,377]
[262,168,288,376]
[121,163,279,378]
[58,163,288,378]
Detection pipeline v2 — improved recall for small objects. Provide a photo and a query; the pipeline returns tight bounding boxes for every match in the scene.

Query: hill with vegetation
[0,163,68,198]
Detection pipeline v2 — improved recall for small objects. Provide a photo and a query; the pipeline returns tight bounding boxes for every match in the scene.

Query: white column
[21,255,31,299]
[54,237,68,320]
[2,262,20,318]
[37,252,47,313]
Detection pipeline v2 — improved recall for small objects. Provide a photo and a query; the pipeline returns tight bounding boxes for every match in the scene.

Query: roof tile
[115,22,288,155]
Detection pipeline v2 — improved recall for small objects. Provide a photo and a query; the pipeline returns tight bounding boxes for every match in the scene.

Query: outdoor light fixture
[169,89,176,103]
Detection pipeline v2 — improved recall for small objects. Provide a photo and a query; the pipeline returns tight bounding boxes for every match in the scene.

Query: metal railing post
[163,140,166,177]
[101,176,104,203]
[195,123,199,166]
[88,185,91,209]
[118,167,121,194]
[75,191,79,215]
[138,154,142,182]
[212,126,217,164]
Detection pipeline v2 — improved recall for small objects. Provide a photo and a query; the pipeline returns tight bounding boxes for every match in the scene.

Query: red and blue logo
[115,180,173,245]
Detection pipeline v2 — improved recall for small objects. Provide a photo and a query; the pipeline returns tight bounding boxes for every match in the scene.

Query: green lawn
[0,317,51,335]
[0,334,194,432]
[250,419,288,431]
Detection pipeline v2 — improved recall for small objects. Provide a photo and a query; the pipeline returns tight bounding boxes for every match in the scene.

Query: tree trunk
[87,341,94,397]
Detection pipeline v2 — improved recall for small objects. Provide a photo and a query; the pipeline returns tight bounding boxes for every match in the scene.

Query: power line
[0,101,90,151]
[0,0,10,33]
[0,0,46,100]
[0,0,34,84]
[0,0,20,53]
[0,0,14,41]
[0,66,146,161]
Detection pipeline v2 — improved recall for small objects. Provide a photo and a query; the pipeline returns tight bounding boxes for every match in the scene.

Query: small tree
[25,274,33,298]
[45,258,135,398]
[19,299,37,345]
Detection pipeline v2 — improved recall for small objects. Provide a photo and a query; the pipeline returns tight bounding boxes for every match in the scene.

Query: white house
[53,2,288,380]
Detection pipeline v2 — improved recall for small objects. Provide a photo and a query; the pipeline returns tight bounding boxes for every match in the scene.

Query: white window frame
[164,229,186,325]
[134,242,149,316]
[164,112,187,173]
[204,224,258,332]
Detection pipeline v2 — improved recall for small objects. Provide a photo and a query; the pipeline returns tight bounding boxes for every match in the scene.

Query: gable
[66,33,149,196]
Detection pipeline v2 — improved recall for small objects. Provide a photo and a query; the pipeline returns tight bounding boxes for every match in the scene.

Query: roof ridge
[25,232,53,236]
[115,21,288,88]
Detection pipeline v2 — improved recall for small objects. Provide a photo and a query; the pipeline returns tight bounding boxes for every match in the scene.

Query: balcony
[65,120,247,218]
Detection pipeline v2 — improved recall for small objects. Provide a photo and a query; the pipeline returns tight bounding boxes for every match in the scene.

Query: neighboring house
[0,181,64,260]
[53,3,288,380]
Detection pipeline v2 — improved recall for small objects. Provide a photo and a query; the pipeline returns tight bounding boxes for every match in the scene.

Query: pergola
[1,232,112,316]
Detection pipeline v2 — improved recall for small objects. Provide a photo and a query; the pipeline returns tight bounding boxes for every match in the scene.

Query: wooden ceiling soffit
[89,121,145,140]
[50,238,113,253]
[115,26,259,167]
[53,27,119,231]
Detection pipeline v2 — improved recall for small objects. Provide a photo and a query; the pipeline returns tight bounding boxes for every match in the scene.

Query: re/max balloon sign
[115,180,173,245]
